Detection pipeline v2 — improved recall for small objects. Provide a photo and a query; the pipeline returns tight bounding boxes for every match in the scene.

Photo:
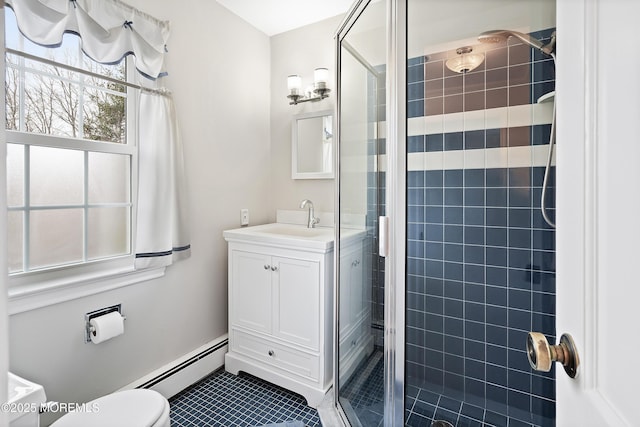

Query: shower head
[478,29,556,56]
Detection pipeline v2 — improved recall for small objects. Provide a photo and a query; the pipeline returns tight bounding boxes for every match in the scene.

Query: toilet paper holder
[85,304,126,343]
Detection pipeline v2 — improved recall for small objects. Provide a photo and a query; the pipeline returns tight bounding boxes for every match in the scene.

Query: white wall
[270,15,344,217]
[8,1,272,425]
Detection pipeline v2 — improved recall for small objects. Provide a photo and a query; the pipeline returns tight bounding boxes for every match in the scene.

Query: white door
[557,0,640,425]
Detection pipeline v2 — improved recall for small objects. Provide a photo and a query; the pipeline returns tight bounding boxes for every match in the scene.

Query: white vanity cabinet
[223,225,337,408]
[230,250,321,350]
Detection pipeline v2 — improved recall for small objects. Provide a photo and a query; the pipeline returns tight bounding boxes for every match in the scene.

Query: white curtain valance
[5,0,170,79]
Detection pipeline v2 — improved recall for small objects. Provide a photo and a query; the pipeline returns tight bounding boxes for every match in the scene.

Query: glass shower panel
[405,1,557,426]
[336,1,387,426]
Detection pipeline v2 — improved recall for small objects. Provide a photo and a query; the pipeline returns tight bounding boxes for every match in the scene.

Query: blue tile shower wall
[405,28,557,426]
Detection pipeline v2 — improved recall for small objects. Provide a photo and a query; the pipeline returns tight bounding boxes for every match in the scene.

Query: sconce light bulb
[287,74,302,95]
[314,68,329,83]
[314,68,329,90]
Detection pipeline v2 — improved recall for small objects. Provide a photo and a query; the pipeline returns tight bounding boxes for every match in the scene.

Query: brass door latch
[527,332,580,378]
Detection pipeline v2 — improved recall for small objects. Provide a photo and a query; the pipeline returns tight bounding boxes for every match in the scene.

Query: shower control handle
[527,332,579,378]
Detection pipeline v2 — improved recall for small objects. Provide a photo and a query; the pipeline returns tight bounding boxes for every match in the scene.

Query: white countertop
[223,223,366,252]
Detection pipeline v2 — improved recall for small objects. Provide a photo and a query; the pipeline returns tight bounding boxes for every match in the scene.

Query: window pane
[83,86,126,143]
[88,207,130,260]
[7,143,24,207]
[8,211,23,273]
[6,60,20,131]
[23,70,79,137]
[30,209,83,270]
[88,153,130,204]
[4,7,20,51]
[30,146,84,206]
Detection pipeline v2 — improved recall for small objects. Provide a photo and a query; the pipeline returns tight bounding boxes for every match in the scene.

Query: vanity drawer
[339,316,370,364]
[232,330,320,381]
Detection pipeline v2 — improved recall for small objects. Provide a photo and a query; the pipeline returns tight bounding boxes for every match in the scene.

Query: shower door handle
[378,216,389,257]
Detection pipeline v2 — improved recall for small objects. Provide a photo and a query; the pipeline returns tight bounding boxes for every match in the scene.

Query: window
[5,7,137,277]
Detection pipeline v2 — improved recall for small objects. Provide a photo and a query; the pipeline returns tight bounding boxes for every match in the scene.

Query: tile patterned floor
[405,383,552,427]
[340,349,551,427]
[340,350,385,427]
[169,368,321,427]
[169,357,551,426]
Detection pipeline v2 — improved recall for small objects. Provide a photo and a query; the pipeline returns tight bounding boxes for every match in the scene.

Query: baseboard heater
[120,334,228,399]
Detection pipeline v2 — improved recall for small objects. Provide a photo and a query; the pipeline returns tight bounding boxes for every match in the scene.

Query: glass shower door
[335,1,387,426]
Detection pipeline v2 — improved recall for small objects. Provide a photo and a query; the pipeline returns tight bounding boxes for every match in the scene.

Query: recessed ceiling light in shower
[445,46,484,73]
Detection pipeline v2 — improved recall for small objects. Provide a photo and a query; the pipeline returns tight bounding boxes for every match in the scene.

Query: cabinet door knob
[271,266,278,271]
[264,265,270,270]
[268,350,275,357]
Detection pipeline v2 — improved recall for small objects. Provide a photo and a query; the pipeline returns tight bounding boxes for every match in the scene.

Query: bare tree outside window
[5,59,19,131]
[5,53,126,142]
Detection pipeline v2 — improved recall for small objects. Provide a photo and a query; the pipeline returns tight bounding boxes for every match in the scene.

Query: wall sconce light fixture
[287,68,331,105]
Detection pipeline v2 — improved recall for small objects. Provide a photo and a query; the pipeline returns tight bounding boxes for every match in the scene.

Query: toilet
[50,389,171,427]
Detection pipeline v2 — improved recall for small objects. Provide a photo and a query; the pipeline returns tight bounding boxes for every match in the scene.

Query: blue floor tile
[169,368,320,427]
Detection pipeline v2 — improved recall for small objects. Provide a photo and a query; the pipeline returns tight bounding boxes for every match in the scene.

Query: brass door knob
[527,332,579,378]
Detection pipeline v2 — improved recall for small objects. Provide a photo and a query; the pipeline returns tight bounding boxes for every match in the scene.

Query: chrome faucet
[300,199,320,228]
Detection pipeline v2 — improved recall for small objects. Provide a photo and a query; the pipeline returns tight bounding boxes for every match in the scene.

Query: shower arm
[478,30,556,56]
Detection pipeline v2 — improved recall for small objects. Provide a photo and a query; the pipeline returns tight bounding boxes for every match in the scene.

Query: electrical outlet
[240,209,249,226]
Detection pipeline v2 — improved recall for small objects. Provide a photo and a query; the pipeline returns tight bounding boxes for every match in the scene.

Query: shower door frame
[333,0,408,425]
[333,1,374,425]
[383,0,406,425]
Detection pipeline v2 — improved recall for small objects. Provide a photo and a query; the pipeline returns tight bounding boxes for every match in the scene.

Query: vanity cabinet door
[230,250,273,334]
[348,246,365,322]
[339,250,353,337]
[339,242,365,335]
[272,256,320,350]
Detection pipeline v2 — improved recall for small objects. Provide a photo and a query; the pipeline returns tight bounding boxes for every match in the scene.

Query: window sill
[7,265,165,315]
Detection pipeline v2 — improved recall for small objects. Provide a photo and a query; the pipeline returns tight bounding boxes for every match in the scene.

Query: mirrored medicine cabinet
[291,110,334,179]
